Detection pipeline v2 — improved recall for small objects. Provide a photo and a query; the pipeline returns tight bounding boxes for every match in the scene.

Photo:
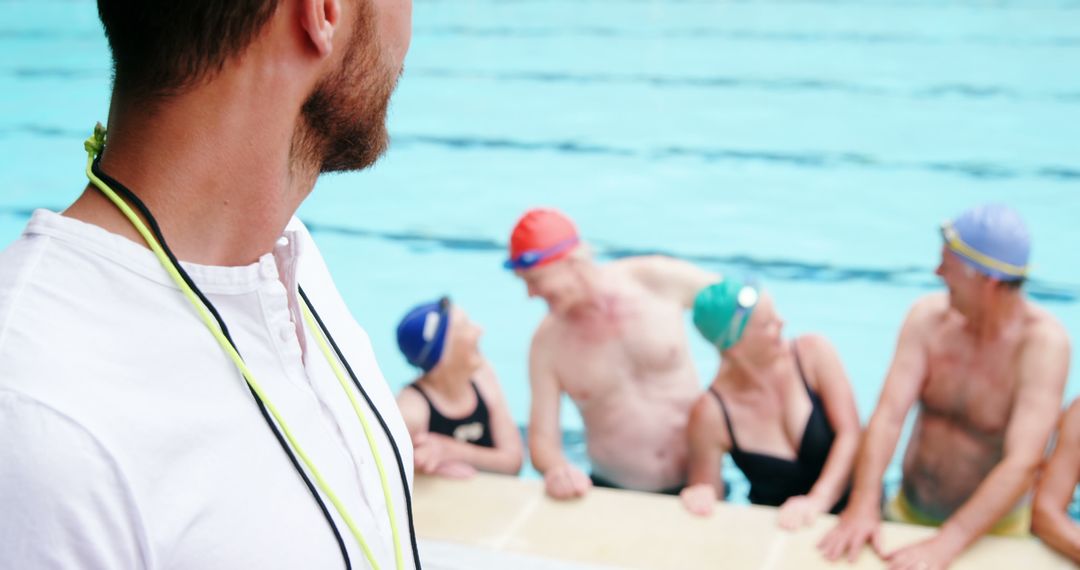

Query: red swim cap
[505,208,580,270]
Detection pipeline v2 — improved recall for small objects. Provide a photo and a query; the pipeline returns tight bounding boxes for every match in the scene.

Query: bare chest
[552,297,690,403]
[923,333,1020,436]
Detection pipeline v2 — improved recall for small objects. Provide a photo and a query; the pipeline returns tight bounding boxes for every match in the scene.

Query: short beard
[294,6,399,175]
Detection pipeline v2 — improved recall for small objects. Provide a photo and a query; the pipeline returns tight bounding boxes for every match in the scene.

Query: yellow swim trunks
[884,490,1030,538]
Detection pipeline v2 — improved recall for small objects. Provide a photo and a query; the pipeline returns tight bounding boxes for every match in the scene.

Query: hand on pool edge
[544,463,592,500]
[885,534,962,570]
[679,483,717,517]
[777,494,827,530]
[818,502,885,562]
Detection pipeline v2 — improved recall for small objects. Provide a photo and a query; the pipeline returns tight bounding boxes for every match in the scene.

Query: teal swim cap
[693,279,760,351]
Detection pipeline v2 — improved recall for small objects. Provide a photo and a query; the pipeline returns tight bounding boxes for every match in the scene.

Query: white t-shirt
[0,210,415,570]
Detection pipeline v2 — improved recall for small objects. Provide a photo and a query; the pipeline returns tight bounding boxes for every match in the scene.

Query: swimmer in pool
[507,208,720,499]
[680,279,860,530]
[819,204,1071,570]
[396,298,523,478]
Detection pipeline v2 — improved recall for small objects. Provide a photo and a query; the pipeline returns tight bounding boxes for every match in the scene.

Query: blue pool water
[3,0,1080,502]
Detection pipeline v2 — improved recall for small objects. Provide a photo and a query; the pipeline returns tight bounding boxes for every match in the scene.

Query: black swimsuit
[409,381,495,448]
[710,343,850,512]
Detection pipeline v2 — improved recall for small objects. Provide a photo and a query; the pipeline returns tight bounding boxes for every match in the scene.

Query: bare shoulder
[530,314,562,353]
[795,333,838,359]
[1062,398,1080,434]
[896,293,953,341]
[1024,302,1071,349]
[396,384,426,412]
[909,292,951,322]
[396,384,429,435]
[688,389,730,448]
[793,334,838,382]
[688,390,722,431]
[1014,302,1071,396]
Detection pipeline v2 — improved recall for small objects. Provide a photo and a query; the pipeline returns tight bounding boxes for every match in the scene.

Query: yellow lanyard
[83,124,406,570]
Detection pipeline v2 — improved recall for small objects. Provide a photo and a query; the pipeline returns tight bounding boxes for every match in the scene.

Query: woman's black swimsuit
[409,381,495,448]
[710,343,850,512]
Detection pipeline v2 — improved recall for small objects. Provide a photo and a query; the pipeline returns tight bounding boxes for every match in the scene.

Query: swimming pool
[3,0,1079,503]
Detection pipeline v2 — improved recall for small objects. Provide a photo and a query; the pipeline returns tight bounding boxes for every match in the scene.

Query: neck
[965,289,1025,341]
[65,69,318,266]
[421,363,474,398]
[564,262,610,321]
[715,349,786,393]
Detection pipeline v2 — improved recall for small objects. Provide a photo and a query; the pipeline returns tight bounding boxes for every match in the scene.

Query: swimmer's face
[441,305,484,373]
[935,245,989,316]
[732,293,784,359]
[518,259,582,316]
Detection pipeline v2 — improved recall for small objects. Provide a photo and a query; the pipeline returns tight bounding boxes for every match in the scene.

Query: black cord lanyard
[90,158,422,570]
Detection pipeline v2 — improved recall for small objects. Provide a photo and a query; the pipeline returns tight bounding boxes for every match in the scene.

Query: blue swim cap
[941,204,1030,281]
[396,298,451,372]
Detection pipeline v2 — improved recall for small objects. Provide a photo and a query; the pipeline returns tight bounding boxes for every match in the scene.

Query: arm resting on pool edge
[527,325,592,499]
[779,335,861,529]
[680,391,729,517]
[1033,399,1080,563]
[818,299,933,562]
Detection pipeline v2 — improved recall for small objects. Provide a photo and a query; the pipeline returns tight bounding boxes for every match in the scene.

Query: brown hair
[97,1,281,100]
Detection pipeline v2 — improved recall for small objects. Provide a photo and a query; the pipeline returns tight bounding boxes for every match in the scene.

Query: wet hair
[97,1,280,100]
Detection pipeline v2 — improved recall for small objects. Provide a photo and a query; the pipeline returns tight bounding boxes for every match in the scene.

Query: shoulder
[530,315,562,353]
[794,333,836,358]
[0,388,132,499]
[0,389,147,566]
[1062,397,1080,430]
[688,389,726,434]
[396,384,430,434]
[908,292,950,322]
[0,234,116,396]
[792,334,838,382]
[1023,304,1070,352]
[688,389,730,448]
[0,235,51,351]
[895,293,952,341]
[0,231,75,319]
[1058,398,1080,441]
[0,231,52,289]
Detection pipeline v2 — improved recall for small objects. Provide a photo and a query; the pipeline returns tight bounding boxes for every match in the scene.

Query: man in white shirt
[0,1,417,568]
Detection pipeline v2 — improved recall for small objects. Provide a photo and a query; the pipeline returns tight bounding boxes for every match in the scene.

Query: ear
[299,0,341,57]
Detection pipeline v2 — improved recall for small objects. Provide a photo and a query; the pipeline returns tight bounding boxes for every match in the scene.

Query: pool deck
[414,473,1073,569]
